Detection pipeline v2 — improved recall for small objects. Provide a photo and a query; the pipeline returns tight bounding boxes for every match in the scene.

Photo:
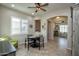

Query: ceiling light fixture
[32,13,35,15]
[56,16,60,19]
[11,4,15,7]
[37,8,41,10]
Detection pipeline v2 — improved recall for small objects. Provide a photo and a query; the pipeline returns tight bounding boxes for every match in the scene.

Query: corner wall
[0,5,34,44]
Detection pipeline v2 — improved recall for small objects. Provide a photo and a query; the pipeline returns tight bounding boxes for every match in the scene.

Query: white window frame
[59,25,68,33]
[11,16,28,35]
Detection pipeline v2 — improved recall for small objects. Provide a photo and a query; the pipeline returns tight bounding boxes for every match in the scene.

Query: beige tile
[16,37,71,56]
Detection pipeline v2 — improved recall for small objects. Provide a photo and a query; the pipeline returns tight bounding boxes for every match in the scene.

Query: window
[59,25,68,33]
[11,17,28,35]
[11,17,20,35]
[21,20,28,33]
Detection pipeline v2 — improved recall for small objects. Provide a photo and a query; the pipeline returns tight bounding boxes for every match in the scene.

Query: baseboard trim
[66,48,72,51]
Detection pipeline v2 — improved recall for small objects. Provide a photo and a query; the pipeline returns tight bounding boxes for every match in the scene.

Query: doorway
[47,16,68,48]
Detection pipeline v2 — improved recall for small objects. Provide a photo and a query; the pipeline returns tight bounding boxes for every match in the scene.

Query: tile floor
[16,37,71,56]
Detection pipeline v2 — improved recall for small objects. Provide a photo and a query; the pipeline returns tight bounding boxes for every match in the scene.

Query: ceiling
[49,16,68,24]
[0,3,73,16]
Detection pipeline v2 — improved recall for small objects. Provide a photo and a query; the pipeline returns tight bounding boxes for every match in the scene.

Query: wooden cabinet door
[35,20,41,32]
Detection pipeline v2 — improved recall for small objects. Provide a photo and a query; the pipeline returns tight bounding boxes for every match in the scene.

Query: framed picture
[29,25,33,28]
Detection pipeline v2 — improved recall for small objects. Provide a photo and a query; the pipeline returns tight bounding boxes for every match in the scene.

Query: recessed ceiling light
[11,4,15,7]
[56,16,60,19]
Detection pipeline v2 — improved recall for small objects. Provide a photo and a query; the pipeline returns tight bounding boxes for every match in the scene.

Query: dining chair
[25,35,33,50]
[36,35,44,50]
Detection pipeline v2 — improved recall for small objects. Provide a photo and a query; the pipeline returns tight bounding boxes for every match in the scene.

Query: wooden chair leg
[43,39,44,48]
[39,39,40,50]
[25,38,26,48]
[28,39,29,50]
[28,44,29,50]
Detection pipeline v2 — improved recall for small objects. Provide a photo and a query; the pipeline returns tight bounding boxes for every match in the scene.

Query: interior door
[72,6,79,55]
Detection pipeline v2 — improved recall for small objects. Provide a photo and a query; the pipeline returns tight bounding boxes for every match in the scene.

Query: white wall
[51,22,55,40]
[40,7,72,49]
[0,5,34,44]
[0,11,2,35]
[48,20,55,40]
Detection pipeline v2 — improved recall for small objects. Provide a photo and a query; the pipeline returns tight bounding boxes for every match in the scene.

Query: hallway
[16,37,71,56]
[54,37,67,49]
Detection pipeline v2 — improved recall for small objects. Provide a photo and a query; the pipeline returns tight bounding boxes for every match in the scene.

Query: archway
[47,16,68,48]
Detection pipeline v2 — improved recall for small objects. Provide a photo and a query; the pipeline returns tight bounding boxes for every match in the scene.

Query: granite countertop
[0,40,16,56]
